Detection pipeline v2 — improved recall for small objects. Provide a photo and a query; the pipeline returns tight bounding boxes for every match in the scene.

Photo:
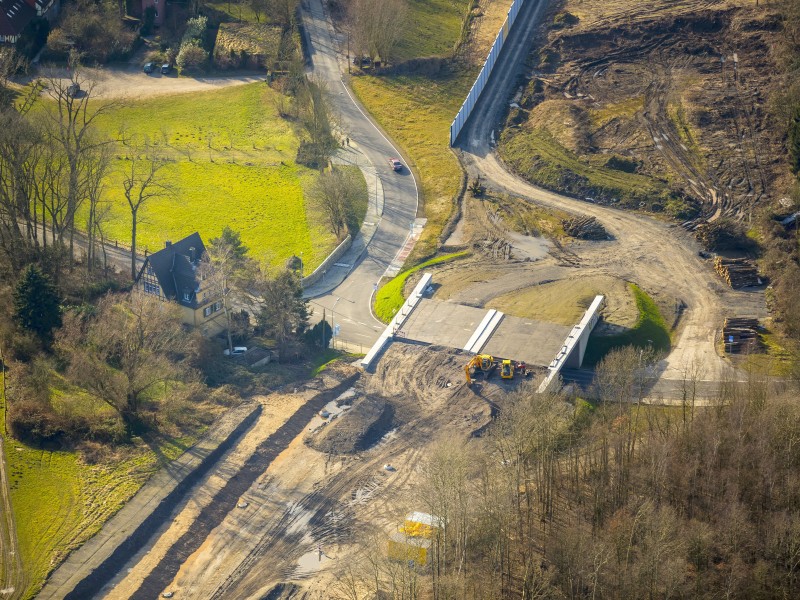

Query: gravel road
[455,0,764,394]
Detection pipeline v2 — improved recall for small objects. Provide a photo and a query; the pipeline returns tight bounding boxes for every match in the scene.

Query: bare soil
[503,0,786,221]
[17,66,265,101]
[93,345,511,599]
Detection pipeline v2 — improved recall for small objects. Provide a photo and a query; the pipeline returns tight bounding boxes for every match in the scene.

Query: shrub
[553,11,579,28]
[695,218,759,252]
[177,41,208,72]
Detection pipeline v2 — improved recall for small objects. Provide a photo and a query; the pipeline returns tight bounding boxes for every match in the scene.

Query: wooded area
[333,347,800,600]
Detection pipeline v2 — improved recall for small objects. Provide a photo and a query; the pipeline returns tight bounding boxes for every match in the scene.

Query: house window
[143,282,160,296]
[204,301,222,318]
[183,291,191,302]
[155,10,158,17]
[146,265,155,276]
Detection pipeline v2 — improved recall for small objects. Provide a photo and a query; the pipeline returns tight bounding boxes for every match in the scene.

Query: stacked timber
[714,257,760,288]
[722,317,762,354]
[562,216,606,240]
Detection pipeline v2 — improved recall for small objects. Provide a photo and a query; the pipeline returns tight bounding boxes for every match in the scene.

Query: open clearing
[92,347,514,599]
[88,82,338,268]
[499,0,783,220]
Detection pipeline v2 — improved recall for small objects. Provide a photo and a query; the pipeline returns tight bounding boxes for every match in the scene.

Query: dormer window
[183,290,191,302]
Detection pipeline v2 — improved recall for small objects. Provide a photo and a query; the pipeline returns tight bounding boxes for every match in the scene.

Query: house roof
[138,232,208,308]
[0,0,34,37]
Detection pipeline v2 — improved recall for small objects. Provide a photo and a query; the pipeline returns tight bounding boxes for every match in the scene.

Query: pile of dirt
[306,394,395,454]
[260,582,306,600]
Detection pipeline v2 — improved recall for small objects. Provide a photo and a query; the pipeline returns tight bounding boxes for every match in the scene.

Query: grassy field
[374,251,470,322]
[395,0,474,61]
[499,127,671,210]
[85,83,338,270]
[583,283,671,366]
[350,0,476,265]
[489,275,639,327]
[7,432,198,599]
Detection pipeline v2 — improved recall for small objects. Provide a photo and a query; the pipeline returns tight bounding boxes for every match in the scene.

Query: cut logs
[714,257,761,288]
[562,216,607,240]
[722,317,762,354]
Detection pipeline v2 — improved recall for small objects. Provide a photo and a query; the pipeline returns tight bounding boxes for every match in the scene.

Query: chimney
[165,241,172,248]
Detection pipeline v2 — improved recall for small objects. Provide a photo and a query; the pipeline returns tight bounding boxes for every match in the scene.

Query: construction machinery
[465,354,496,385]
[500,359,514,379]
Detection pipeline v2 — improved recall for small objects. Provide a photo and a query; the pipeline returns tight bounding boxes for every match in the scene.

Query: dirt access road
[19,66,265,100]
[455,0,763,393]
[94,347,501,599]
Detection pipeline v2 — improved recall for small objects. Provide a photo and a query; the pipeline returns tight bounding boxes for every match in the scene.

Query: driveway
[19,65,266,100]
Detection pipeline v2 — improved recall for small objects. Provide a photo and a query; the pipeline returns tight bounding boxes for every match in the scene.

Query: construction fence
[449,0,526,146]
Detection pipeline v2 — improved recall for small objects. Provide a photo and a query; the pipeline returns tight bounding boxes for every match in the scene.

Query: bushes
[177,41,208,72]
[45,0,136,63]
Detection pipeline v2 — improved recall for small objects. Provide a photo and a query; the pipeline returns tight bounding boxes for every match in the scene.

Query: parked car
[143,62,154,74]
[160,63,171,74]
[388,157,403,171]
[223,346,247,356]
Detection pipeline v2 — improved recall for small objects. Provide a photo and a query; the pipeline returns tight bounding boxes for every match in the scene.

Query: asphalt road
[299,0,420,352]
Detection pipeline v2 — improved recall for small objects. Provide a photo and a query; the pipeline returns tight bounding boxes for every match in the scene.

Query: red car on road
[388,157,403,171]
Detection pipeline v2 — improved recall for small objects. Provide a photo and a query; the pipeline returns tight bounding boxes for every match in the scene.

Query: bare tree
[121,142,172,280]
[42,58,116,263]
[348,0,408,65]
[59,292,191,435]
[84,143,113,274]
[202,227,253,354]
[299,78,338,169]
[310,167,363,239]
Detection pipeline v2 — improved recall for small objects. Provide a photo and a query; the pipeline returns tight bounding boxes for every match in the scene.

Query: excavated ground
[500,0,786,221]
[93,345,512,599]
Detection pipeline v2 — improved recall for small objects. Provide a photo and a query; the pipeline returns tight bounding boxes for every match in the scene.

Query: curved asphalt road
[300,0,419,352]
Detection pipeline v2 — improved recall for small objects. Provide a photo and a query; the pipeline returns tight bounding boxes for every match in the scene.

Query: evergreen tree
[790,104,800,174]
[13,264,62,343]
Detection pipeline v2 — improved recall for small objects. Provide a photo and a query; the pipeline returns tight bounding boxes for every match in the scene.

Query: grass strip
[374,251,470,322]
[583,283,671,366]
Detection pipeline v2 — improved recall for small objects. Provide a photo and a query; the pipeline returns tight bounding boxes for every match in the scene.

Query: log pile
[562,216,606,240]
[722,317,762,354]
[714,257,760,288]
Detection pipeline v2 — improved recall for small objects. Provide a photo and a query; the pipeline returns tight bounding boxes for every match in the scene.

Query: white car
[224,346,247,356]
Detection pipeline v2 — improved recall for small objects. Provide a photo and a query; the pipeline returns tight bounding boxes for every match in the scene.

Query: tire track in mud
[117,374,360,600]
[210,381,475,598]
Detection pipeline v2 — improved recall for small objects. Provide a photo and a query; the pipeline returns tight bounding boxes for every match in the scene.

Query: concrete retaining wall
[538,295,605,393]
[361,273,432,370]
[301,234,352,289]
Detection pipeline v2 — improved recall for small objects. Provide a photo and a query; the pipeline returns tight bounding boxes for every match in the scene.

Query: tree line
[332,347,800,599]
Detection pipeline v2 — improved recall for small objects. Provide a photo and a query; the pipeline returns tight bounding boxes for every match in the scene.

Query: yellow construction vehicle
[500,359,514,379]
[465,354,496,385]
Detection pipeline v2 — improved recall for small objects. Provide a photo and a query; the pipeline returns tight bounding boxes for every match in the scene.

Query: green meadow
[88,82,338,269]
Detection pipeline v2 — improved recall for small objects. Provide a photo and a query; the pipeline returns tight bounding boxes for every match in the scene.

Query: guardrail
[449,0,526,146]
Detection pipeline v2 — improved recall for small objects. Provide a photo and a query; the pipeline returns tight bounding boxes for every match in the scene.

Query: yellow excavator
[465,354,496,385]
